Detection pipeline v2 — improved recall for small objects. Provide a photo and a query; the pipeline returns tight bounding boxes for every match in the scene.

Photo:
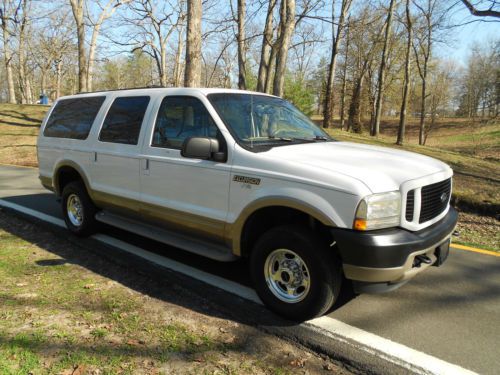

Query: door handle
[142,158,150,175]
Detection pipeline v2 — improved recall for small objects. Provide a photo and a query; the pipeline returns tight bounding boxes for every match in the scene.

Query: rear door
[140,95,232,243]
[90,95,151,215]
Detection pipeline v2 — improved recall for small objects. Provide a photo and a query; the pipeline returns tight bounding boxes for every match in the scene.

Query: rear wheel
[61,181,98,236]
[250,225,342,321]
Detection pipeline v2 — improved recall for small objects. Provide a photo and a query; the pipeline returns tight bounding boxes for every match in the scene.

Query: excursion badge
[233,175,261,185]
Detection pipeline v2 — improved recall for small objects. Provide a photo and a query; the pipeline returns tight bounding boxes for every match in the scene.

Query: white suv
[37,88,458,321]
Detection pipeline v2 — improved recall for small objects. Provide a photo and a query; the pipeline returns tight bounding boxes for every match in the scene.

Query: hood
[265,141,451,193]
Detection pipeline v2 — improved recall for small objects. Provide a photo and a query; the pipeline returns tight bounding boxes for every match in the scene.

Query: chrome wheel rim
[264,249,310,303]
[66,194,83,227]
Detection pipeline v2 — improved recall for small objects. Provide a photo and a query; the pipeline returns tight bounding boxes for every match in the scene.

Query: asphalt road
[1,164,499,374]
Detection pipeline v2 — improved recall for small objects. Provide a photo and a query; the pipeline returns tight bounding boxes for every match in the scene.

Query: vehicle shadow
[0,204,306,329]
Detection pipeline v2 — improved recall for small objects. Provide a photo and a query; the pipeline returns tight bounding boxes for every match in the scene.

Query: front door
[140,95,232,243]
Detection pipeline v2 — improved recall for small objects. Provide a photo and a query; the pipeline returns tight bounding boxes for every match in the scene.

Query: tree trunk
[237,0,247,89]
[56,60,62,98]
[339,20,350,131]
[17,0,32,104]
[272,0,296,97]
[184,0,202,87]
[18,34,29,103]
[256,0,276,92]
[70,0,88,92]
[265,46,277,93]
[419,76,427,145]
[87,0,124,91]
[1,11,16,104]
[397,0,412,146]
[87,23,103,92]
[348,73,365,133]
[174,25,184,87]
[322,0,351,129]
[41,69,47,96]
[160,40,168,86]
[372,0,396,136]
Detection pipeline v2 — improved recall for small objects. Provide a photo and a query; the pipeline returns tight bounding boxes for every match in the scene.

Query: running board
[95,211,237,262]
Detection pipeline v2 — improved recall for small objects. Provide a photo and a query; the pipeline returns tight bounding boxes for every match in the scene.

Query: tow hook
[413,255,433,268]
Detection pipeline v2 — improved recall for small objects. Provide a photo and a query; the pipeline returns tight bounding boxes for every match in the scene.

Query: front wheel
[250,225,342,321]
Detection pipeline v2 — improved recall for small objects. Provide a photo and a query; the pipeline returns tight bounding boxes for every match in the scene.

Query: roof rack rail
[77,85,166,94]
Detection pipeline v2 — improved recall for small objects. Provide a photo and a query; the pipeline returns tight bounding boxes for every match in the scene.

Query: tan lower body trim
[343,244,444,284]
[92,190,227,246]
[39,175,54,192]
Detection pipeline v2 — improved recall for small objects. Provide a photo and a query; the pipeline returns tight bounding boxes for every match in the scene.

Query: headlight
[353,192,401,230]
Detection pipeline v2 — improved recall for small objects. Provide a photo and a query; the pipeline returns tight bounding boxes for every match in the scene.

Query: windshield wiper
[290,135,330,142]
[265,135,330,144]
[267,136,293,141]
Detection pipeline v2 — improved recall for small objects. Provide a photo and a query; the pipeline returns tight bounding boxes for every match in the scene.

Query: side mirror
[181,137,225,162]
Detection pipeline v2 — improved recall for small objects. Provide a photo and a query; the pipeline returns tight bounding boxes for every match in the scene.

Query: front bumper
[331,207,458,292]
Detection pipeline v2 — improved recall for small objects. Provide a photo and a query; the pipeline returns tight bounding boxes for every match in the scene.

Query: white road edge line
[0,198,478,375]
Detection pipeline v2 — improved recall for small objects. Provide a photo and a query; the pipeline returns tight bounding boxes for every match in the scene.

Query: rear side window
[99,96,150,145]
[43,96,105,140]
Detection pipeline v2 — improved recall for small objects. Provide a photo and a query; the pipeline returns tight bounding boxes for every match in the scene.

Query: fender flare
[53,160,93,198]
[227,195,339,256]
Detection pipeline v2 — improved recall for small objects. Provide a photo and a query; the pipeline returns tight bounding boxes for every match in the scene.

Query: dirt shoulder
[0,210,350,375]
[455,211,499,252]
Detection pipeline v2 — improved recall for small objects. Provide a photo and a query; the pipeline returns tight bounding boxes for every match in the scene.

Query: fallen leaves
[60,364,86,375]
[290,358,307,368]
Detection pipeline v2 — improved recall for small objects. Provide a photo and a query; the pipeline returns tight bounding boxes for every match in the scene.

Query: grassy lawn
[0,210,346,374]
[0,104,48,167]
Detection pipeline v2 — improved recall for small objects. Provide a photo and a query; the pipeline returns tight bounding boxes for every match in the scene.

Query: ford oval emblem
[440,192,448,203]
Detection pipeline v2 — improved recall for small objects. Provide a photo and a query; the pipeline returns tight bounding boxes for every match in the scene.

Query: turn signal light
[353,219,367,231]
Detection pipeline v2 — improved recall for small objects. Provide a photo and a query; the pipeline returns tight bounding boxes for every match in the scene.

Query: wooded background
[1,0,498,144]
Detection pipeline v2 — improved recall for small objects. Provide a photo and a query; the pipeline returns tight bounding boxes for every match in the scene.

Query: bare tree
[69,0,127,92]
[322,0,352,129]
[32,10,74,99]
[256,0,277,92]
[412,0,447,145]
[372,0,396,136]
[397,0,413,145]
[185,0,202,87]
[69,0,87,92]
[234,0,247,89]
[87,0,131,91]
[339,18,350,130]
[347,8,386,133]
[124,0,186,87]
[457,41,499,118]
[460,0,500,18]
[16,0,32,103]
[273,0,295,97]
[173,23,185,86]
[0,0,19,103]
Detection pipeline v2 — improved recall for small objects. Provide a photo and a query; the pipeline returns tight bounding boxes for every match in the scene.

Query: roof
[58,87,276,101]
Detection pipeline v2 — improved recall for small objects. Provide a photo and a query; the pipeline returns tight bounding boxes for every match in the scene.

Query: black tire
[250,225,342,321]
[61,181,98,237]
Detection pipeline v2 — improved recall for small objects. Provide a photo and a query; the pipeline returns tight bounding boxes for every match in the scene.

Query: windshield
[208,93,332,149]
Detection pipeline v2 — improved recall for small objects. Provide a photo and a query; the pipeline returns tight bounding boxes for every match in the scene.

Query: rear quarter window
[43,96,106,140]
[99,96,150,145]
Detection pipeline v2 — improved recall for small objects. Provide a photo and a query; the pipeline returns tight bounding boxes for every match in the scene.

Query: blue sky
[440,5,499,64]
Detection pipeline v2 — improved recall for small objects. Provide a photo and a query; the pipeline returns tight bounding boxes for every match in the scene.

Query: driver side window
[152,96,218,149]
